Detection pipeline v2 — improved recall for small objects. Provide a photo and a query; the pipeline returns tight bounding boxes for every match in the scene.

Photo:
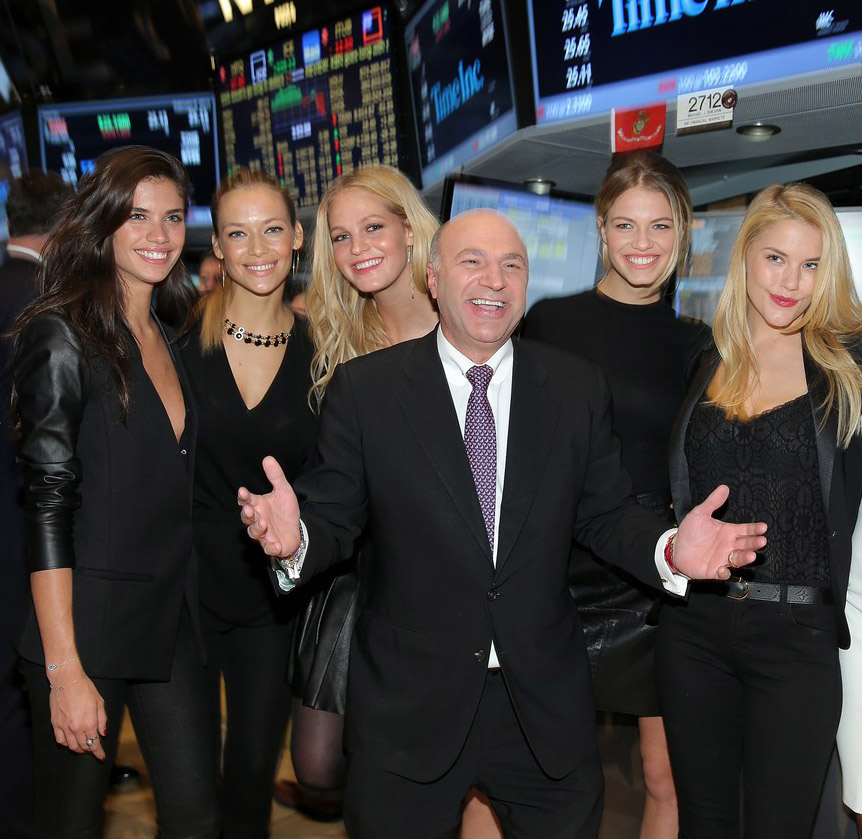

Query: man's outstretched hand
[238,456,301,559]
[673,485,767,580]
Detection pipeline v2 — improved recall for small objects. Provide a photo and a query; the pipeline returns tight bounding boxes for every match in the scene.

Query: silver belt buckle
[727,576,750,601]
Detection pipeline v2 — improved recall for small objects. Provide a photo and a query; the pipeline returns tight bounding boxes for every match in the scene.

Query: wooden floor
[104,711,348,838]
[102,713,643,839]
[102,709,859,839]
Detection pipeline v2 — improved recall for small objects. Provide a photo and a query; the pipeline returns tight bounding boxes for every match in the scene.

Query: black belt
[705,578,833,605]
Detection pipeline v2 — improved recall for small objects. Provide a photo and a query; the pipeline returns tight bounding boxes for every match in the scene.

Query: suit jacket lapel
[397,332,494,563]
[805,352,836,516]
[669,346,717,520]
[496,342,559,574]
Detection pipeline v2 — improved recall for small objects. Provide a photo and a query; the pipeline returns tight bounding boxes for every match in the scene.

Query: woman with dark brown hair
[12,145,219,837]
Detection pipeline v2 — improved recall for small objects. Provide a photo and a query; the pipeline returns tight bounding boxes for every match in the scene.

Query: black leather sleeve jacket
[13,313,87,572]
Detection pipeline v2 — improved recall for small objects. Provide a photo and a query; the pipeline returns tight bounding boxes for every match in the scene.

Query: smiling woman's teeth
[246,262,277,273]
[355,258,383,270]
[137,250,168,260]
[627,256,657,265]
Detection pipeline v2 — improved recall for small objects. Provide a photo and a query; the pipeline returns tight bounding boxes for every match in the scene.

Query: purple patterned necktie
[465,365,497,551]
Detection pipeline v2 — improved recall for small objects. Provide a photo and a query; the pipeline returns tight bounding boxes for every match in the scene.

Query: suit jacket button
[486,590,497,601]
[474,650,486,663]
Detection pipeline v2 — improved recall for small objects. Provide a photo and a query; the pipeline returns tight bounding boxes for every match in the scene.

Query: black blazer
[13,312,201,680]
[292,330,668,781]
[669,346,862,647]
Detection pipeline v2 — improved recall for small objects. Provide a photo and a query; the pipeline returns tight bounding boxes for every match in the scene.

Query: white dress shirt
[437,329,514,667]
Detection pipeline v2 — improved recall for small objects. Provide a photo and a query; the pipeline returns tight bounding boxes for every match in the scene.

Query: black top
[687,394,830,586]
[181,320,316,629]
[14,312,198,680]
[522,289,711,493]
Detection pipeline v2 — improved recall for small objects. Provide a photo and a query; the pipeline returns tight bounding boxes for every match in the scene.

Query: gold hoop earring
[218,259,226,289]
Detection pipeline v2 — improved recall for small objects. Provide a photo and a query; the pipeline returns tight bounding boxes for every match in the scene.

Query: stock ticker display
[529,0,862,124]
[37,93,219,224]
[217,5,400,209]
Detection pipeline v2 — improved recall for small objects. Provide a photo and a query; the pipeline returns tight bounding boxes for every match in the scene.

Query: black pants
[0,498,31,838]
[656,592,840,839]
[25,612,220,839]
[204,621,294,839]
[343,670,604,839]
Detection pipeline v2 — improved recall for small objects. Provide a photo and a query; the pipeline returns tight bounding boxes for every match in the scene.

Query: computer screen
[441,174,601,311]
[216,4,402,211]
[528,0,862,125]
[37,93,219,230]
[0,110,28,240]
[404,0,518,189]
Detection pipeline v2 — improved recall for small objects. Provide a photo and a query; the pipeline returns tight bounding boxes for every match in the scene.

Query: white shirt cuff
[270,520,308,592]
[655,527,689,597]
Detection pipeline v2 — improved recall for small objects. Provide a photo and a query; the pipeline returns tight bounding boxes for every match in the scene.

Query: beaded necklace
[224,318,291,348]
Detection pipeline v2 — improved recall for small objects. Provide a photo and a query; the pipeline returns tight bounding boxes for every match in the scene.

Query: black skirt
[571,490,674,717]
[291,559,360,714]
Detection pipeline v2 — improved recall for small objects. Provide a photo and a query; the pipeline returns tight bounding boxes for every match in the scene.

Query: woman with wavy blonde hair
[656,182,862,839]
[304,164,439,403]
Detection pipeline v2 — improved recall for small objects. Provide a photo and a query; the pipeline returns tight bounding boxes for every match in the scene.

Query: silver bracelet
[278,524,307,573]
[50,677,82,691]
[46,655,79,672]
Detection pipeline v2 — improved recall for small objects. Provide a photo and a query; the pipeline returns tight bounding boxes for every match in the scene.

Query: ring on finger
[85,736,97,748]
[727,550,738,570]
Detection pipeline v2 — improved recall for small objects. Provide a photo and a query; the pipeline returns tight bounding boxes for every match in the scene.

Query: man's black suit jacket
[294,329,669,782]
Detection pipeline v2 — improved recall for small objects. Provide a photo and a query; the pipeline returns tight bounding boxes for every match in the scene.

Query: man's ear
[427,264,438,300]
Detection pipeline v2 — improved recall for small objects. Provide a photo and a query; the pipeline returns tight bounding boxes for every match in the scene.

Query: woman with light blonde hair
[656,182,862,839]
[305,163,439,402]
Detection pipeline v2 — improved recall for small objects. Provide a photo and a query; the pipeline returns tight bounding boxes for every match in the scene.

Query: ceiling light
[523,178,555,195]
[736,123,781,142]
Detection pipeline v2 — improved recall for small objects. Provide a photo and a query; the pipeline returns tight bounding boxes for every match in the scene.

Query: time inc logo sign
[598,0,751,36]
[218,0,296,30]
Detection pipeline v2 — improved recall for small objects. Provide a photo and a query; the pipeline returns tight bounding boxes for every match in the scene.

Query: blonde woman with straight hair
[180,167,317,837]
[656,182,862,839]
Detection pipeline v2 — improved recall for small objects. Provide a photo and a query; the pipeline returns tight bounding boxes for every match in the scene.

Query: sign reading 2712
[676,85,736,135]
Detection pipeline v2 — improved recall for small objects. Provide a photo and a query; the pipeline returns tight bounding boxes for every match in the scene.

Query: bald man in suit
[240,210,766,838]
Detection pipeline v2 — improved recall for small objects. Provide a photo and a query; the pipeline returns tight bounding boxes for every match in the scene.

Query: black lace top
[686,393,830,586]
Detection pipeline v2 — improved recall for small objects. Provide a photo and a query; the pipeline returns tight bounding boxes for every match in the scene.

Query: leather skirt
[291,557,361,714]
[570,490,674,717]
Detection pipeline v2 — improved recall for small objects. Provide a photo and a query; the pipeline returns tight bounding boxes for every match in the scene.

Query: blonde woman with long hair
[180,167,317,837]
[656,182,862,839]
